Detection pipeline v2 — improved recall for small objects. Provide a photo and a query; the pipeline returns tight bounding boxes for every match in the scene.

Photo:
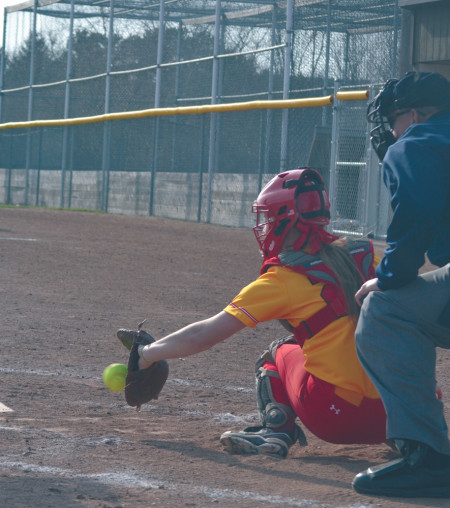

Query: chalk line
[0,238,38,241]
[0,366,255,393]
[0,402,13,412]
[0,460,372,508]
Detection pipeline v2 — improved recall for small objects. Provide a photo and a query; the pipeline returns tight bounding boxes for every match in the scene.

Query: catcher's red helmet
[252,168,331,259]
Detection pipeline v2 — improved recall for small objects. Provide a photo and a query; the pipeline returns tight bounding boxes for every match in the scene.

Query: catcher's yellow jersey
[224,261,381,402]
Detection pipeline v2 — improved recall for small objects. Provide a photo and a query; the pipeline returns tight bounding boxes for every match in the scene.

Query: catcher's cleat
[220,424,305,459]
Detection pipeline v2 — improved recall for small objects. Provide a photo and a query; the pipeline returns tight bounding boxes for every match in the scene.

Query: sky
[0,0,28,45]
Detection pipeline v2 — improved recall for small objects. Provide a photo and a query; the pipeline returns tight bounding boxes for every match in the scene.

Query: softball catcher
[117,168,386,459]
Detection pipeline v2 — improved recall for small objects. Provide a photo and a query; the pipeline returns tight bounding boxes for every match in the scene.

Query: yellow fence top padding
[0,91,368,130]
[336,90,369,101]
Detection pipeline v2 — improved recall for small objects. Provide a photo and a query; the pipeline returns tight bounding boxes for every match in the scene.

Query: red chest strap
[264,240,375,345]
[293,297,347,347]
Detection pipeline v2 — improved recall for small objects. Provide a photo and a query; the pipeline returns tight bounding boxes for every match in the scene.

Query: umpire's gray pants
[355,264,450,455]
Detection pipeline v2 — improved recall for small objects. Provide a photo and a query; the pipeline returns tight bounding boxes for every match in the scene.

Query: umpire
[352,71,450,497]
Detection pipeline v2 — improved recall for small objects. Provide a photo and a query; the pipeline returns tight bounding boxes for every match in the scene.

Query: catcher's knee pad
[255,336,296,429]
[261,334,297,364]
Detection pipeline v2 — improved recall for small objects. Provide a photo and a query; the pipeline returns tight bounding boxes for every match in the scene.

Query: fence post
[206,0,222,223]
[68,128,75,209]
[1,12,8,203]
[392,0,400,78]
[149,0,166,216]
[0,8,7,122]
[280,0,294,172]
[6,134,12,204]
[197,116,206,222]
[24,0,38,206]
[170,21,183,172]
[361,86,379,237]
[263,5,277,183]
[101,0,114,212]
[329,80,340,228]
[35,128,42,206]
[322,0,332,127]
[60,0,75,209]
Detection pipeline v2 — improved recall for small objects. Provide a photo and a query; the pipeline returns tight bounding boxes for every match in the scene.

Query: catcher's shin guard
[255,336,307,445]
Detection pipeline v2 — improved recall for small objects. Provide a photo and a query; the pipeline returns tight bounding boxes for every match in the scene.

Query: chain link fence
[0,0,399,238]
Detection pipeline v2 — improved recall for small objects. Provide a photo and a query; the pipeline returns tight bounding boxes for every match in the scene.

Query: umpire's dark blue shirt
[376,108,450,290]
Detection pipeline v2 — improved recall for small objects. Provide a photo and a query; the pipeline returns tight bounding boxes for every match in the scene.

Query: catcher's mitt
[117,322,169,411]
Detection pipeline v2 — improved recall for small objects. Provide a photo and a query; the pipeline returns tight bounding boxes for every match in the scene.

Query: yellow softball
[102,363,128,392]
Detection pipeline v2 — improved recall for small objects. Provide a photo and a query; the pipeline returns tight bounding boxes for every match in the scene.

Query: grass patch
[0,204,104,213]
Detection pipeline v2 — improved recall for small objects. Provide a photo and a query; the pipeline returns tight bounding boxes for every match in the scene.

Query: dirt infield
[0,207,448,508]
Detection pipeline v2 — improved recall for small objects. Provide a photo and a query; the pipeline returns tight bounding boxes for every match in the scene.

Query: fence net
[0,0,398,237]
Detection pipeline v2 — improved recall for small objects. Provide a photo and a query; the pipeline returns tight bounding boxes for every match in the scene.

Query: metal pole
[154,0,164,110]
[322,0,331,127]
[68,128,75,209]
[60,0,75,208]
[0,8,8,199]
[101,0,114,212]
[206,0,222,223]
[344,32,350,82]
[149,0,165,215]
[197,115,205,222]
[149,0,165,216]
[170,20,182,172]
[263,5,277,181]
[392,0,399,78]
[7,134,12,204]
[280,0,293,172]
[25,0,38,206]
[214,18,225,178]
[0,8,8,122]
[35,128,42,206]
[258,110,266,192]
[28,5,38,136]
[362,85,380,237]
[329,80,340,228]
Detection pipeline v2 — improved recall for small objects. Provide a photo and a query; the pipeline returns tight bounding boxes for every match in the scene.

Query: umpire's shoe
[220,424,306,459]
[352,440,450,498]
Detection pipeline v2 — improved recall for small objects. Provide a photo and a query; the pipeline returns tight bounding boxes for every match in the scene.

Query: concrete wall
[0,168,271,229]
[0,168,390,238]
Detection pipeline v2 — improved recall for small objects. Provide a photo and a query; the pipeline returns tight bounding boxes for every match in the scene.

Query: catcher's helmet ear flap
[295,169,331,226]
[252,168,330,259]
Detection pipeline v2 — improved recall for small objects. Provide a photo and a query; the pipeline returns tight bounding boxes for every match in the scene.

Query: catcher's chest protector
[262,240,376,346]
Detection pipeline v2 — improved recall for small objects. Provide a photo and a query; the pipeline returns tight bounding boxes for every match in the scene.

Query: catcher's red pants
[266,343,387,444]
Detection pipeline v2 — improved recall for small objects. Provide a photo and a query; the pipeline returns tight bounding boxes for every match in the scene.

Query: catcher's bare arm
[138,311,245,369]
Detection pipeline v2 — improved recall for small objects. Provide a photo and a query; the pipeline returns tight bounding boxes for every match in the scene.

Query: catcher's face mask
[367,79,398,162]
[252,209,272,244]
